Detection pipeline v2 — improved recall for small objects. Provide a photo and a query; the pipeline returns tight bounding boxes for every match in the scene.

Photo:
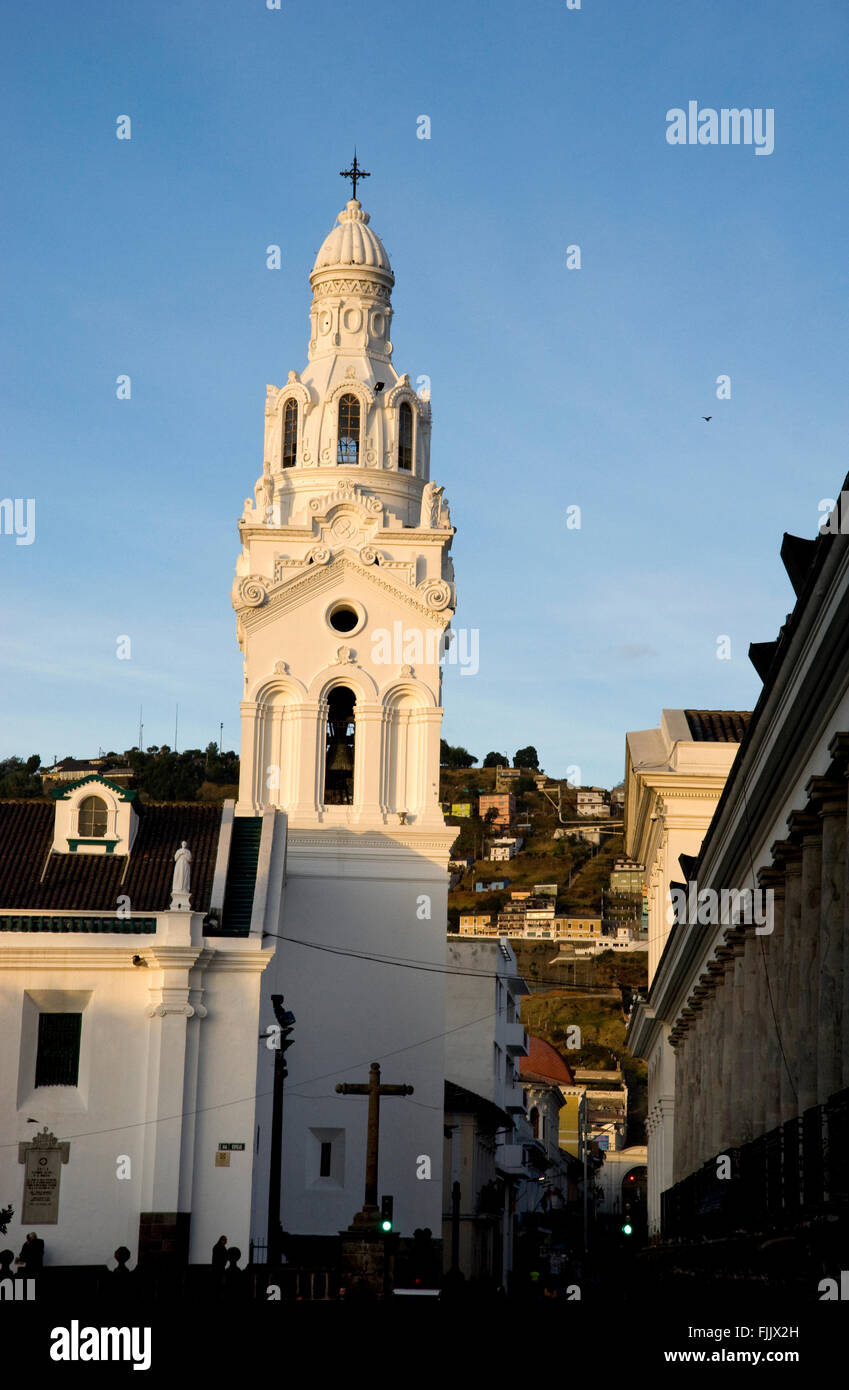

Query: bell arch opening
[323,686,356,805]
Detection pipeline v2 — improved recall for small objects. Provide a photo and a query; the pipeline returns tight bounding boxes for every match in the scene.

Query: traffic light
[621,1222,633,1236]
[380,1195,394,1232]
[269,995,296,1077]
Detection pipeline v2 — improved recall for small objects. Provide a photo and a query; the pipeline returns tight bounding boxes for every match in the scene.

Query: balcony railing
[661,1087,849,1241]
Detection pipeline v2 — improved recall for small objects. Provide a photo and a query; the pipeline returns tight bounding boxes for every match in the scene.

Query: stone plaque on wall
[18,1128,70,1225]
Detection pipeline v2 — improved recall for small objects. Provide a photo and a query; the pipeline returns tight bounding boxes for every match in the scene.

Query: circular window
[329,606,358,633]
[326,601,365,636]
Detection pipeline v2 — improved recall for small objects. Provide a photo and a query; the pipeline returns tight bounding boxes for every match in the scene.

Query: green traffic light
[381,1219,392,1232]
[622,1223,633,1235]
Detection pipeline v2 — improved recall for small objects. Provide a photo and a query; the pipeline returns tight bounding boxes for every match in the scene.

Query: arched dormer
[50,776,139,856]
[397,401,413,471]
[385,380,426,477]
[264,378,312,472]
[282,397,299,468]
[318,380,376,468]
[337,393,360,464]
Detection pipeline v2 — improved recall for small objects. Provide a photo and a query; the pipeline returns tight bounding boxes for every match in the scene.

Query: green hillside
[440,762,648,1144]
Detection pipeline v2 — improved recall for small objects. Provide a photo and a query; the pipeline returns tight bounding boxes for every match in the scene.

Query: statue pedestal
[340,1212,392,1299]
[169,894,191,913]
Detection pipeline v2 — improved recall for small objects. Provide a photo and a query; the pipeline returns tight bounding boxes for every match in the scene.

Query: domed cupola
[307,197,395,367]
[312,200,394,285]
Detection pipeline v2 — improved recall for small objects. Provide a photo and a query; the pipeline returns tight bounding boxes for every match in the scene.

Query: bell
[327,724,354,773]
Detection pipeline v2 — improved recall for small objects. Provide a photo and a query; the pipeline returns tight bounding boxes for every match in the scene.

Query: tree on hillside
[440,739,476,769]
[513,746,539,770]
[482,751,509,768]
[124,745,240,801]
[0,755,42,798]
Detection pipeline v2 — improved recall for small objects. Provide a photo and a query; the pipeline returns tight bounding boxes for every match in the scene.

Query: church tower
[236,183,457,1245]
[233,194,455,826]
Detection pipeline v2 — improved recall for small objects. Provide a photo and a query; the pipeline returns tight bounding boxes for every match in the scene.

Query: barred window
[282,398,298,468]
[78,795,107,837]
[337,394,360,464]
[35,1012,82,1087]
[397,402,413,470]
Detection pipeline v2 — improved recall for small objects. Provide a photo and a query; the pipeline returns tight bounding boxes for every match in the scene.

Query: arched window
[78,795,108,837]
[397,401,413,470]
[282,398,298,468]
[337,394,360,464]
[323,686,356,804]
[530,1106,540,1140]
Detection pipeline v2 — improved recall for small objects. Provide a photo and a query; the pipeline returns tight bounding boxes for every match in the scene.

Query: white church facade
[0,187,458,1269]
[240,191,456,1245]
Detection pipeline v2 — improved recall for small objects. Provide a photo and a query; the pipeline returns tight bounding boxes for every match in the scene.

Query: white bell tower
[239,182,457,1243]
[233,194,456,831]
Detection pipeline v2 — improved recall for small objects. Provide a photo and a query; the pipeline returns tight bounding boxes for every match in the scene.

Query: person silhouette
[223,1246,245,1300]
[16,1233,44,1273]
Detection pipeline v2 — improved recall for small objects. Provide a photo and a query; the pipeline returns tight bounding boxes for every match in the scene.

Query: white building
[0,786,268,1267]
[444,937,530,1278]
[487,838,521,862]
[576,788,611,818]
[623,709,749,1235]
[0,188,460,1272]
[237,191,457,1245]
[645,511,849,1247]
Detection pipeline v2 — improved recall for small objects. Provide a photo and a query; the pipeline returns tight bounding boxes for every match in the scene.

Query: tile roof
[0,801,221,913]
[683,710,752,743]
[519,1035,574,1085]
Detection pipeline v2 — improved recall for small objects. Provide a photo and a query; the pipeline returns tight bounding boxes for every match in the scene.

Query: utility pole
[265,995,295,1266]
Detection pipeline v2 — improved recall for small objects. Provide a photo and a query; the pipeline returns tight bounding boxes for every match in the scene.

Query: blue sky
[2,0,847,784]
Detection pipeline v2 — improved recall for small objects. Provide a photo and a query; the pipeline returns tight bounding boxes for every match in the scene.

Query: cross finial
[340,151,371,201]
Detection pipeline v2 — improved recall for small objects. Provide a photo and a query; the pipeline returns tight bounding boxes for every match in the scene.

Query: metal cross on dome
[340,152,371,201]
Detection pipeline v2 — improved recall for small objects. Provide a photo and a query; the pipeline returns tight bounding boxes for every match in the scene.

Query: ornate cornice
[236,554,453,630]
[311,278,390,301]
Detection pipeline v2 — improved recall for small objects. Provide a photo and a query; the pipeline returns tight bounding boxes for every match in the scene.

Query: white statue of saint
[171,841,192,910]
[420,482,443,530]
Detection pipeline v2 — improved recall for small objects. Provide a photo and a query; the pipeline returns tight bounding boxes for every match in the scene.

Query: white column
[237,701,261,812]
[809,778,847,1104]
[760,869,784,1134]
[779,844,803,1123]
[790,811,822,1114]
[727,936,747,1146]
[354,704,385,820]
[288,700,323,816]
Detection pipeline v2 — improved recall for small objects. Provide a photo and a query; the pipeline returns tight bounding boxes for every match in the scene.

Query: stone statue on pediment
[420,482,443,530]
[171,842,192,911]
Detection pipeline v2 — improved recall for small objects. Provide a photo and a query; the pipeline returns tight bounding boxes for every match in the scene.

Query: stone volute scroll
[171,841,192,911]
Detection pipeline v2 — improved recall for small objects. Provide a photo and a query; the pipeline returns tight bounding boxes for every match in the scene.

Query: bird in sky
[702,416,712,422]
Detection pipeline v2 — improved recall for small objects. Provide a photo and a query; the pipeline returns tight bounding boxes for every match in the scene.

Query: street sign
[218,1143,245,1151]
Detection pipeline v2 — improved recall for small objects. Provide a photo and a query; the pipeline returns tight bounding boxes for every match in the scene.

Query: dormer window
[78,796,108,838]
[50,775,139,856]
[398,401,413,470]
[337,394,360,464]
[283,398,298,468]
